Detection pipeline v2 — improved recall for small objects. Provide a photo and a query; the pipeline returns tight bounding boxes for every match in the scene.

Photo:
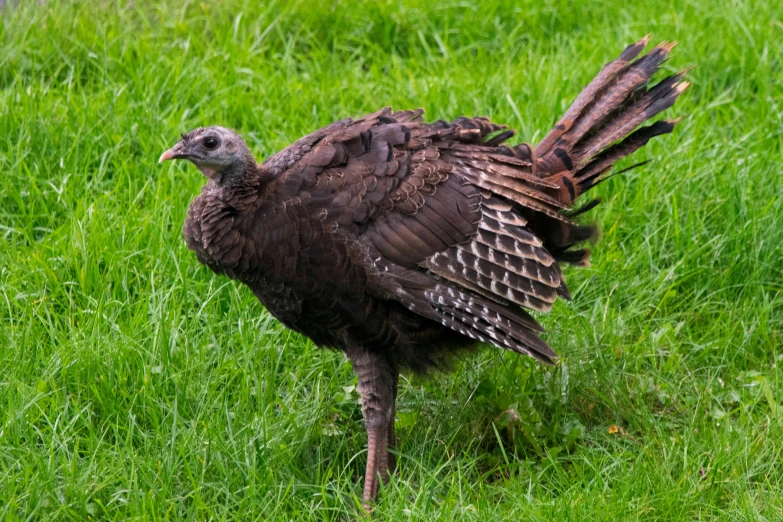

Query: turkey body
[165,37,687,505]
[184,163,476,371]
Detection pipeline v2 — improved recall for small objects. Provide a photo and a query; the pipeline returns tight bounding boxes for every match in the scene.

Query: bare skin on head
[160,37,687,509]
[159,126,254,185]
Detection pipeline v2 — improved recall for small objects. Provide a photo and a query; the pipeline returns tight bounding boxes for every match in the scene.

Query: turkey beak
[159,143,186,163]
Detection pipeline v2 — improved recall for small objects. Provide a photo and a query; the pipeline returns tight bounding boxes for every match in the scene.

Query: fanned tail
[514,36,688,266]
[534,36,688,204]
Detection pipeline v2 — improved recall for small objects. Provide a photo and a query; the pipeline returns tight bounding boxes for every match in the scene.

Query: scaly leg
[349,349,398,507]
[388,375,398,476]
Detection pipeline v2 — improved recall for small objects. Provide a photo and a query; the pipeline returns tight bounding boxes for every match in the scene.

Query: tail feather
[522,37,686,268]
[535,37,687,206]
[535,34,653,156]
[578,73,688,159]
[562,197,602,218]
[572,119,679,193]
[563,42,675,152]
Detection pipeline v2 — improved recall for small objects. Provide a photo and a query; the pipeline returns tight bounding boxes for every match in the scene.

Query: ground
[1,0,782,520]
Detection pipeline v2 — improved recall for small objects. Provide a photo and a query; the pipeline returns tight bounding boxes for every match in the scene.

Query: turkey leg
[350,349,398,506]
[388,377,397,476]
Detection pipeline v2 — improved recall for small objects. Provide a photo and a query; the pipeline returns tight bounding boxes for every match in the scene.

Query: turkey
[159,36,687,506]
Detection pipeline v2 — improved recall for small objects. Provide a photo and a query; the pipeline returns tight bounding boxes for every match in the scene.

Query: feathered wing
[264,37,686,364]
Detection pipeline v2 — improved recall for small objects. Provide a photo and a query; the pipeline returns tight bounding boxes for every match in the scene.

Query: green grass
[1,0,782,519]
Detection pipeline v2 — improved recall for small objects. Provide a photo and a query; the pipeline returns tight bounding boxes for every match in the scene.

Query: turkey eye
[203,137,220,150]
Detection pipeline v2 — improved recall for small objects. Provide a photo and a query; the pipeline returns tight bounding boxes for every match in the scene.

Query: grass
[1,0,782,519]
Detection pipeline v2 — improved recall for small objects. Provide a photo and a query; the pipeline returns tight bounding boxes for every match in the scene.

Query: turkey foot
[349,349,398,508]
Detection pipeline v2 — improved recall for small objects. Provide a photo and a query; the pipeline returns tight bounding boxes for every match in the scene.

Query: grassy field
[2,0,782,520]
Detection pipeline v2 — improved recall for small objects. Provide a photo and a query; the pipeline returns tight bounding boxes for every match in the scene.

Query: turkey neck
[211,152,262,190]
[204,160,269,208]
